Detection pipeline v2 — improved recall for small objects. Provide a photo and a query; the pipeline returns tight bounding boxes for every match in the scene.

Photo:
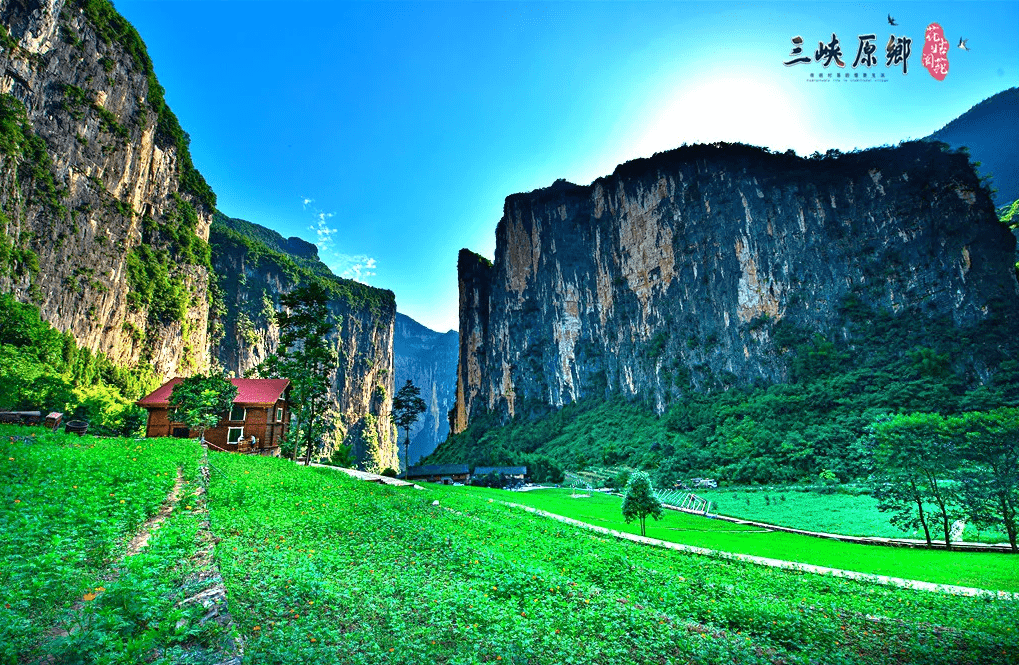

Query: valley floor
[4,426,1018,664]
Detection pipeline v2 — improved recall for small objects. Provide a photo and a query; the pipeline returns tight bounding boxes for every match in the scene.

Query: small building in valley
[137,378,291,455]
[406,464,470,484]
[473,466,528,482]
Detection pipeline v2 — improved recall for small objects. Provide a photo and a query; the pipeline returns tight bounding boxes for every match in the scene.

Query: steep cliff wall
[455,142,1019,430]
[393,312,457,464]
[0,0,216,380]
[211,213,399,470]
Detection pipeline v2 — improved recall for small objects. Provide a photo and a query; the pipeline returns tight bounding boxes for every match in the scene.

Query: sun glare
[633,69,814,158]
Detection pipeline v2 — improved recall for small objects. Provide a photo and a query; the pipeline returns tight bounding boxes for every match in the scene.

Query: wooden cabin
[137,378,291,455]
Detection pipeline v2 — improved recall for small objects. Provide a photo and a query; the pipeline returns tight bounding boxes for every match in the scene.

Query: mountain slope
[435,140,1019,483]
[925,87,1019,205]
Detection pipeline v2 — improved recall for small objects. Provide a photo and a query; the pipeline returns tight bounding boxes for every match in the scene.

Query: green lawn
[7,430,1019,664]
[1,425,232,663]
[209,454,1018,664]
[440,486,1019,593]
[682,486,1009,544]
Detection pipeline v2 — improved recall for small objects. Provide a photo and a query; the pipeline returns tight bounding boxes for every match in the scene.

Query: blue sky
[115,1,1019,333]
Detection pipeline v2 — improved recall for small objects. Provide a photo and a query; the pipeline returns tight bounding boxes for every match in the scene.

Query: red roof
[137,378,291,408]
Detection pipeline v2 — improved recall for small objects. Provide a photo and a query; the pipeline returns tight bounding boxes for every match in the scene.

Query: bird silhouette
[958,38,970,50]
[887,14,897,26]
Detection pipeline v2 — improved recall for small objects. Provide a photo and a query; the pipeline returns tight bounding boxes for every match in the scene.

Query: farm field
[5,429,1019,664]
[210,453,1019,664]
[0,426,233,663]
[444,486,1019,593]
[680,486,1009,544]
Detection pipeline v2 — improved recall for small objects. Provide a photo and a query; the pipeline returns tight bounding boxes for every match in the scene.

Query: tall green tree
[257,283,337,466]
[871,412,960,547]
[952,408,1019,551]
[169,374,237,446]
[621,471,664,537]
[392,379,426,475]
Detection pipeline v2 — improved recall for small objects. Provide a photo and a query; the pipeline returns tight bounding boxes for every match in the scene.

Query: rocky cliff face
[0,0,216,380]
[211,214,399,470]
[454,142,1019,430]
[393,312,457,465]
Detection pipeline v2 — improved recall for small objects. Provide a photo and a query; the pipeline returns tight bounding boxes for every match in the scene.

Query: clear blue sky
[115,1,1018,333]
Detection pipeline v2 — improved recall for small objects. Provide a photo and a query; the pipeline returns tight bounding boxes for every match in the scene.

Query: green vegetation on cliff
[429,295,1019,486]
[211,212,394,315]
[74,0,215,210]
[0,293,157,434]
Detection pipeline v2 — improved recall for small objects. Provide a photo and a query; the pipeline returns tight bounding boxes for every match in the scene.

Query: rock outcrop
[211,213,399,470]
[393,312,457,464]
[454,142,1019,430]
[0,0,216,379]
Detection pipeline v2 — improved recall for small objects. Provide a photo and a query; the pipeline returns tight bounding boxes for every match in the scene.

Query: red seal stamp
[922,23,950,81]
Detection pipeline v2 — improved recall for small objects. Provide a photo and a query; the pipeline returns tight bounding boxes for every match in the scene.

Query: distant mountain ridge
[393,312,458,466]
[924,87,1019,205]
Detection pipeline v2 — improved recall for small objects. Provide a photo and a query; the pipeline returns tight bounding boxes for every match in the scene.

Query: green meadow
[442,486,1019,593]
[686,486,1010,544]
[4,427,1018,664]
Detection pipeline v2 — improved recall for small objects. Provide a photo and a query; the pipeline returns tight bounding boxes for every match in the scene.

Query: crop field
[210,453,1019,664]
[0,426,231,663]
[444,487,1019,593]
[682,486,1009,544]
[5,430,1019,664]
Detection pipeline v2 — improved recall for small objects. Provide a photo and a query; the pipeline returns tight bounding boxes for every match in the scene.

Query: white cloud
[302,198,377,285]
[330,254,379,283]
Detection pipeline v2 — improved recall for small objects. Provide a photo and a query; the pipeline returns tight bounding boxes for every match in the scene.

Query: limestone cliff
[211,213,399,470]
[393,312,457,464]
[0,0,216,380]
[454,142,1019,430]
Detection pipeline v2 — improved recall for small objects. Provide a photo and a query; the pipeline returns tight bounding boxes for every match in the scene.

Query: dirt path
[125,467,185,556]
[308,462,421,487]
[41,468,188,655]
[499,501,1019,600]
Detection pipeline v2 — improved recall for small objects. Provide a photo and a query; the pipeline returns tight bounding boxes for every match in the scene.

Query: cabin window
[276,407,283,422]
[227,427,244,444]
[230,404,245,421]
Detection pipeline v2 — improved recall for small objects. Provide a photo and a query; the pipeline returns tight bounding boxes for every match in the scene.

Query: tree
[621,471,664,537]
[392,379,426,476]
[257,283,337,466]
[952,408,1019,551]
[871,413,960,547]
[169,374,237,446]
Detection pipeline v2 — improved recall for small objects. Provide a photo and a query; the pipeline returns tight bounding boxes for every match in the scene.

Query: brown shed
[137,378,291,455]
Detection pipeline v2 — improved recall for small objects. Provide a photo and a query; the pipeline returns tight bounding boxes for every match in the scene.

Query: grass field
[679,486,1010,544]
[208,455,1018,664]
[6,429,1019,664]
[442,486,1019,593]
[0,426,232,663]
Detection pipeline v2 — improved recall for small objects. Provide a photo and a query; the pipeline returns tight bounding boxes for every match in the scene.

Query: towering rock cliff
[393,312,457,464]
[0,0,216,380]
[454,141,1019,431]
[0,1,400,468]
[211,213,399,470]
